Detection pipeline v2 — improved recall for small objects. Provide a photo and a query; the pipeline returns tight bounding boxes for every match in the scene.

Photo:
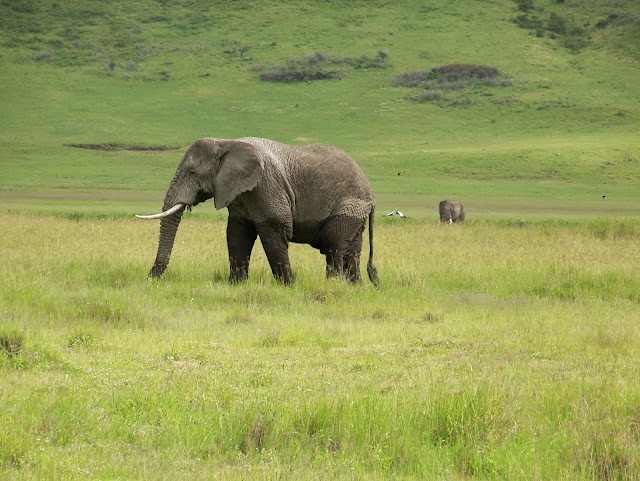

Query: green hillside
[1,0,638,219]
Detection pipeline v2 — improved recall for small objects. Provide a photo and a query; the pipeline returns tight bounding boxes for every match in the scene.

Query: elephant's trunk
[148,205,185,278]
[144,171,187,278]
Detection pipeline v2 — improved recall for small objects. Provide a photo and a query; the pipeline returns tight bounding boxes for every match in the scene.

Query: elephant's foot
[273,264,294,285]
[325,265,343,278]
[228,257,250,284]
[148,261,168,278]
[229,270,249,284]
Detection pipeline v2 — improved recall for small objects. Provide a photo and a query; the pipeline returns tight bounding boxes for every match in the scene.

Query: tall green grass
[1,212,639,478]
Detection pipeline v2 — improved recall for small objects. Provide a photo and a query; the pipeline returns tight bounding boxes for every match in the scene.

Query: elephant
[137,137,379,287]
[439,199,465,223]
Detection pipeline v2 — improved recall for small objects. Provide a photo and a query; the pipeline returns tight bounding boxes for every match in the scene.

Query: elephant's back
[236,138,371,191]
[289,144,374,243]
[291,143,374,213]
[293,143,373,193]
[237,137,375,222]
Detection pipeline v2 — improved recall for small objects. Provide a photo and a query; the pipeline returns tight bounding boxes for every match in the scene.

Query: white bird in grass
[386,211,406,218]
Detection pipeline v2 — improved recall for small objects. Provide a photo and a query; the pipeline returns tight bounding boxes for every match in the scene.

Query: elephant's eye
[189,169,197,178]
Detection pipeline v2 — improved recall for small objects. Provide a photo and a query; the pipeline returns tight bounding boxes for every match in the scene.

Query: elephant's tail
[367,207,380,289]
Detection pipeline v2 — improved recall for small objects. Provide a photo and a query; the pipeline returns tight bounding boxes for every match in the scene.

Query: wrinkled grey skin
[145,137,379,286]
[439,199,465,223]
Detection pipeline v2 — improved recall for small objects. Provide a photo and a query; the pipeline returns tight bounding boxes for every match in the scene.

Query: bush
[563,36,589,52]
[334,51,389,70]
[432,63,500,80]
[548,12,567,35]
[514,0,534,12]
[392,70,432,88]
[260,68,344,83]
[394,64,501,89]
[513,14,545,34]
[395,64,510,105]
[258,51,389,83]
[392,63,511,106]
[511,1,590,52]
[393,64,506,92]
[303,51,331,65]
[417,90,441,102]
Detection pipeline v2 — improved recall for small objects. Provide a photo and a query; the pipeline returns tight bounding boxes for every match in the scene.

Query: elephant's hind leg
[227,217,258,283]
[325,249,345,278]
[322,218,364,283]
[343,228,363,283]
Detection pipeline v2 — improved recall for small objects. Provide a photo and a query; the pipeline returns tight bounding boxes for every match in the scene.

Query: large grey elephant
[137,137,379,287]
[439,199,465,223]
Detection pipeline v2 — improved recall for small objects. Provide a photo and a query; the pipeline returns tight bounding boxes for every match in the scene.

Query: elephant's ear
[213,141,264,210]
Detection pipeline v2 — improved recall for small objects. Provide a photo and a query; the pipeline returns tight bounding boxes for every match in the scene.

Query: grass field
[2,212,640,479]
[1,0,640,479]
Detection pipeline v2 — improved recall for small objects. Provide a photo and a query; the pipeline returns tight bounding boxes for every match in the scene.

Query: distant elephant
[439,199,465,223]
[137,137,379,287]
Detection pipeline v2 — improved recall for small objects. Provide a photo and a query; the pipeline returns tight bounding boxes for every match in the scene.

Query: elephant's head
[136,138,264,278]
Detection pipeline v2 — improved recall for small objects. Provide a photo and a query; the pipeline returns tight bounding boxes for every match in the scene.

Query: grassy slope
[0,0,639,219]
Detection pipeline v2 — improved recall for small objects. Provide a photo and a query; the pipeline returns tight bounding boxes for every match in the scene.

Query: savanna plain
[1,0,639,479]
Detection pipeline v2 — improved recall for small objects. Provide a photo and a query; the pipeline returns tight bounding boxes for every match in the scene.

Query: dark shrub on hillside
[395,64,510,106]
[393,64,503,90]
[515,0,534,12]
[260,68,344,83]
[393,70,427,87]
[511,0,591,51]
[392,70,432,87]
[548,12,567,35]
[432,64,500,81]
[334,51,389,69]
[285,51,331,69]
[258,51,388,83]
[417,90,441,102]
[513,14,545,35]
[563,36,589,52]
[438,79,470,90]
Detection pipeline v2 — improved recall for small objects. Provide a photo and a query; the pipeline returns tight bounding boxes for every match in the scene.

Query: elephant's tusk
[135,203,185,219]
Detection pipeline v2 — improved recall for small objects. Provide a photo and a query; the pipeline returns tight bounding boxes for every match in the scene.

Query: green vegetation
[2,213,640,479]
[1,0,639,478]
[393,63,512,104]
[511,0,640,55]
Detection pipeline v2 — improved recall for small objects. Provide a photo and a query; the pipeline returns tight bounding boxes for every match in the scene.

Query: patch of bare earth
[65,143,179,151]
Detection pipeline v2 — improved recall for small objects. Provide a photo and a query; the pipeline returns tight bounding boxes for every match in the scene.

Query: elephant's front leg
[256,222,293,284]
[227,218,258,283]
